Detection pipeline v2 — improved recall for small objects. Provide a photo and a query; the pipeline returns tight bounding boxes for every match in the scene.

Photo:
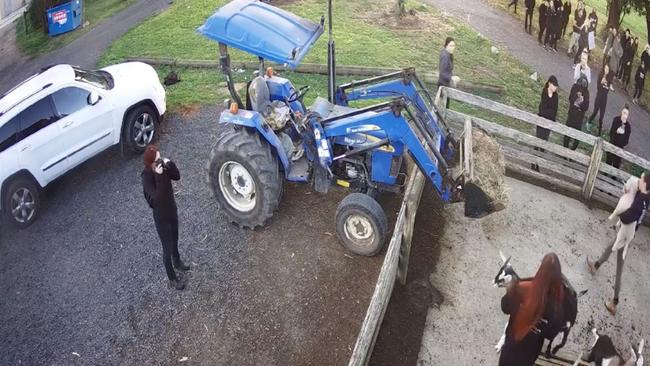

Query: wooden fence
[437,86,650,211]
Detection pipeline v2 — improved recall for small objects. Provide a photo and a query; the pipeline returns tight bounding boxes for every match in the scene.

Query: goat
[573,328,644,366]
[493,251,581,358]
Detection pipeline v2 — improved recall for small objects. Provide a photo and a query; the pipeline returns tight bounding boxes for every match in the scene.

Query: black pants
[633,80,644,98]
[538,22,546,43]
[606,152,622,168]
[588,93,608,135]
[622,66,633,88]
[616,59,626,79]
[524,8,533,32]
[535,126,551,152]
[563,123,582,150]
[508,0,517,12]
[155,212,180,281]
[544,29,555,47]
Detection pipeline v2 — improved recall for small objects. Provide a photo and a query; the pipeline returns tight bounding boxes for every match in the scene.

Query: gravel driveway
[0,106,390,365]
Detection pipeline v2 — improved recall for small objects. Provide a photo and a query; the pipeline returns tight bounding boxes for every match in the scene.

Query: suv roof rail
[0,64,60,100]
[0,83,53,117]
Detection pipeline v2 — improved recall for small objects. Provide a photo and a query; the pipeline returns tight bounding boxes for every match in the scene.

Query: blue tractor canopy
[197,0,324,69]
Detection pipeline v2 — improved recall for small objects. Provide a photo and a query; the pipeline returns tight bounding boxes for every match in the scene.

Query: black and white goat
[573,328,644,366]
[493,251,581,358]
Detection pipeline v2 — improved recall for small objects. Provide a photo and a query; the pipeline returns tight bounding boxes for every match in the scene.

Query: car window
[18,97,59,141]
[0,116,19,153]
[51,87,90,117]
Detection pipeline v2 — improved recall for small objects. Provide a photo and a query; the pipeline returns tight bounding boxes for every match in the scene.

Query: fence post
[463,117,473,181]
[582,138,604,201]
[397,168,425,285]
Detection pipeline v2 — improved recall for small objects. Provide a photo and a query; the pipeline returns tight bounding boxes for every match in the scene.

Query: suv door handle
[62,120,74,128]
[21,144,31,152]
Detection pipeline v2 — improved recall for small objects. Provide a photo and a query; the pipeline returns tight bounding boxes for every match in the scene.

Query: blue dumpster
[46,0,83,36]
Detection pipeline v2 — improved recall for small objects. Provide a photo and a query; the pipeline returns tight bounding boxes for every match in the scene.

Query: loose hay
[471,128,508,210]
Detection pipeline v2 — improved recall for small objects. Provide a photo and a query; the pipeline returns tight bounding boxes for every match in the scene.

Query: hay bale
[471,128,508,210]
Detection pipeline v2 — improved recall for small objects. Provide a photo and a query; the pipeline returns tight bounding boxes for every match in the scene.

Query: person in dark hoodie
[588,64,613,136]
[561,0,571,37]
[532,75,559,172]
[142,145,190,290]
[543,2,557,51]
[620,37,635,90]
[538,0,549,44]
[632,62,646,104]
[524,0,536,34]
[605,105,632,169]
[563,76,590,150]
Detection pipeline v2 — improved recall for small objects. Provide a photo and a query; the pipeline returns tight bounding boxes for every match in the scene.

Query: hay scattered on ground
[354,0,446,32]
[472,128,508,209]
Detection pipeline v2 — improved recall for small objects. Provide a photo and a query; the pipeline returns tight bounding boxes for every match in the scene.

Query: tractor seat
[248,76,290,130]
[310,97,359,120]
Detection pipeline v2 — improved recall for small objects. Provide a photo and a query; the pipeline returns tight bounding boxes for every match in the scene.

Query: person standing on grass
[524,0,536,34]
[538,0,549,44]
[508,0,519,14]
[620,37,635,91]
[632,62,646,105]
[617,29,631,78]
[437,37,455,89]
[574,50,591,84]
[499,253,568,366]
[602,27,616,67]
[573,19,590,65]
[588,64,613,136]
[532,75,559,172]
[543,2,557,51]
[641,44,650,71]
[610,31,623,82]
[564,76,590,150]
[588,173,649,316]
[605,105,631,169]
[550,3,563,51]
[587,8,598,52]
[561,0,571,38]
[567,1,586,56]
[142,145,190,291]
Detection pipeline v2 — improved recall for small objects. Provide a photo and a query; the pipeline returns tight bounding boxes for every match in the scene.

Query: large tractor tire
[206,124,282,228]
[335,193,388,256]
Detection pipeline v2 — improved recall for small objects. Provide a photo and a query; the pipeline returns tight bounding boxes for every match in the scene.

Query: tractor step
[288,156,310,182]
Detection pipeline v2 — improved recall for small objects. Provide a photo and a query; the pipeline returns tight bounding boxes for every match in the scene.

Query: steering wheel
[288,85,310,103]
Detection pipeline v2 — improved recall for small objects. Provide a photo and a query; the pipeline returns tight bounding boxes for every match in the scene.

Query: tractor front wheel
[335,193,388,256]
[207,125,282,228]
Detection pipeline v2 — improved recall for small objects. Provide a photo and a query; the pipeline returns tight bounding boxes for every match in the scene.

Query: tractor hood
[197,0,324,69]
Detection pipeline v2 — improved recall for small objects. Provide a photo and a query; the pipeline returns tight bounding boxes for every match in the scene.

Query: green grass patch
[16,0,137,56]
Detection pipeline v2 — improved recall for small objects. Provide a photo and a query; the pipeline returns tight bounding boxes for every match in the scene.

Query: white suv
[0,62,166,228]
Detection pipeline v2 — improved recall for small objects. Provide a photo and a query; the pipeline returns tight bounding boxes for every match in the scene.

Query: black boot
[173,258,191,271]
[169,278,185,290]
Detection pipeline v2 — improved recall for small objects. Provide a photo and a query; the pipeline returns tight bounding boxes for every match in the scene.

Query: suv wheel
[3,176,40,228]
[123,104,158,153]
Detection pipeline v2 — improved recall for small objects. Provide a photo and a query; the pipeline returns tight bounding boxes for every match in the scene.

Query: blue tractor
[199,0,488,256]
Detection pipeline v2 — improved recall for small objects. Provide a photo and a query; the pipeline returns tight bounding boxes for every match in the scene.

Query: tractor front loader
[198,0,493,256]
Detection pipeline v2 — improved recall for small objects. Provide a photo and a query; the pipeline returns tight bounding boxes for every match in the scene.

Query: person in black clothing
[508,0,519,13]
[573,19,589,65]
[538,0,549,44]
[641,44,650,71]
[632,62,646,104]
[524,0,536,34]
[561,0,571,37]
[616,29,631,78]
[543,3,557,50]
[587,8,598,52]
[620,37,635,90]
[567,3,586,56]
[532,75,559,172]
[564,76,589,150]
[605,105,631,169]
[142,145,190,290]
[588,64,613,135]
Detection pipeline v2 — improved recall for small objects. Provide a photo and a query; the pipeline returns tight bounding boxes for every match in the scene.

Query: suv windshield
[73,67,114,90]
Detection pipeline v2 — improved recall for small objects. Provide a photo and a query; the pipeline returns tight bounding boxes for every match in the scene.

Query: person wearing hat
[563,75,589,150]
[141,145,190,290]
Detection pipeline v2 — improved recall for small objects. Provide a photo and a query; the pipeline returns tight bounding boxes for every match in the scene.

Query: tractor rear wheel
[335,193,388,256]
[207,124,282,228]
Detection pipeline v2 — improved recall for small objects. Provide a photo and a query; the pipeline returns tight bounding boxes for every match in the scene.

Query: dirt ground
[418,177,650,364]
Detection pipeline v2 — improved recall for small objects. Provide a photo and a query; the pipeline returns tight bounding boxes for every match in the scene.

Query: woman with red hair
[499,253,566,365]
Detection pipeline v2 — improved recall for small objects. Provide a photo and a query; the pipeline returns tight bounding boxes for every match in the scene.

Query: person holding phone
[142,145,190,290]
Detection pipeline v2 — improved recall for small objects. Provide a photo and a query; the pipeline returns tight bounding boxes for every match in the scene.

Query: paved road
[0,107,389,365]
[425,0,650,161]
[0,0,171,96]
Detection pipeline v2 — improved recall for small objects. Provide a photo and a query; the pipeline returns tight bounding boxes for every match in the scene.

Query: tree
[605,0,649,42]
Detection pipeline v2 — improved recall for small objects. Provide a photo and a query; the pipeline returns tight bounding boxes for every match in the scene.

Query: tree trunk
[646,3,650,44]
[606,0,623,29]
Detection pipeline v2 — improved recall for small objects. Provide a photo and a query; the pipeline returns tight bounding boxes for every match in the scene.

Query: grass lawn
[15,0,137,56]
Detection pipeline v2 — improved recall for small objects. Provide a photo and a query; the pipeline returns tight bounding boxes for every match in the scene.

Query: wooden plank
[499,138,588,174]
[602,141,650,171]
[446,110,590,165]
[349,169,426,366]
[506,162,583,195]
[582,138,604,200]
[501,145,586,183]
[592,188,620,207]
[397,165,426,285]
[594,178,622,197]
[443,88,598,145]
[464,117,473,181]
[598,161,632,181]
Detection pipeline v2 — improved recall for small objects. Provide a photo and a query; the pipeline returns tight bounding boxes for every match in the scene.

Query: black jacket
[620,191,649,225]
[608,117,631,148]
[142,160,181,220]
[525,0,535,9]
[587,12,598,32]
[573,9,586,33]
[635,65,646,84]
[538,3,548,25]
[595,71,613,97]
[499,292,546,366]
[538,88,558,121]
[567,83,589,128]
[438,48,453,86]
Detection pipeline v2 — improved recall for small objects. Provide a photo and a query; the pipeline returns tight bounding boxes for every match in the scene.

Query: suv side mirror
[88,92,101,106]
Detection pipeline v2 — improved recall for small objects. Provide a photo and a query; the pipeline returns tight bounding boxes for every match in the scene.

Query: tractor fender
[219,110,291,174]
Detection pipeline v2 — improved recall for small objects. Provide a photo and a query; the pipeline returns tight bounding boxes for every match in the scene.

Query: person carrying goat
[498,253,570,366]
[587,173,650,315]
